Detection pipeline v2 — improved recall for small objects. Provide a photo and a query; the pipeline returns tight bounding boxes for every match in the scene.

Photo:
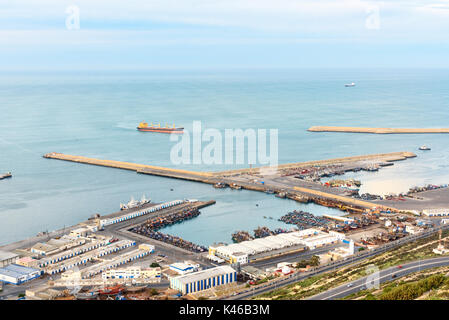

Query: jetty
[43,152,416,213]
[308,126,449,134]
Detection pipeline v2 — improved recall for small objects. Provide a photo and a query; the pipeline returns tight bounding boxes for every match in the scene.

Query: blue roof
[0,264,40,278]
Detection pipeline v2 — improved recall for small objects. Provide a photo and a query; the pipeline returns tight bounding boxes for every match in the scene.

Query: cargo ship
[0,172,12,180]
[137,122,184,133]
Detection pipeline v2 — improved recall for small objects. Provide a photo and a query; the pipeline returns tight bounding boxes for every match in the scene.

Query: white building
[0,264,42,285]
[169,262,200,275]
[422,209,449,217]
[102,266,161,280]
[0,250,19,268]
[170,266,236,295]
[209,228,339,262]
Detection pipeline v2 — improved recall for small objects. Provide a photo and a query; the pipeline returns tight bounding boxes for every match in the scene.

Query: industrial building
[170,265,237,295]
[100,199,184,227]
[102,266,161,280]
[44,239,136,275]
[0,264,42,285]
[31,235,87,256]
[169,261,200,275]
[422,209,449,217]
[37,237,112,268]
[0,250,19,267]
[80,245,154,279]
[209,228,341,263]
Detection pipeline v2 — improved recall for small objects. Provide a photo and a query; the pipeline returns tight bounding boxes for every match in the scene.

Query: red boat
[137,122,184,134]
[98,285,124,295]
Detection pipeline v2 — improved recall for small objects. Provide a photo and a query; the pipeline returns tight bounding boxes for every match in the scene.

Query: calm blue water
[1,69,449,246]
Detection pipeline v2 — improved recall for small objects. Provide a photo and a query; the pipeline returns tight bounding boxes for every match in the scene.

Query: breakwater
[308,126,449,134]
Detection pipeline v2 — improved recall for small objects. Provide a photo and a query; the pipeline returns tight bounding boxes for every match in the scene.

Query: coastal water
[1,69,449,246]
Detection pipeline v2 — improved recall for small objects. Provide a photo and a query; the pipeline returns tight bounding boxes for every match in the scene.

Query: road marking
[320,258,449,300]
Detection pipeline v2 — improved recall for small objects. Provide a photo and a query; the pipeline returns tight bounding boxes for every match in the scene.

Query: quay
[308,126,449,134]
[43,152,416,212]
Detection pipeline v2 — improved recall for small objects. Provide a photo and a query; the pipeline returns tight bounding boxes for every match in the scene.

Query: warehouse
[0,250,19,267]
[0,264,42,285]
[80,247,153,279]
[209,229,343,262]
[170,265,236,295]
[300,234,339,250]
[38,237,111,267]
[169,262,200,275]
[102,266,161,280]
[100,199,184,227]
[45,239,136,275]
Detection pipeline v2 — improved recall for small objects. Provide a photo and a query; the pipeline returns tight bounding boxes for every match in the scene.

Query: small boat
[0,172,12,180]
[419,145,431,151]
[345,82,356,87]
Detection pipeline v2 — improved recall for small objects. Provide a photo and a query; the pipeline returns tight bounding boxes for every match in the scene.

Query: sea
[1,68,449,246]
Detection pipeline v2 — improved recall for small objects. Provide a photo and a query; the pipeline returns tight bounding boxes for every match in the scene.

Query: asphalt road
[308,256,449,300]
[224,224,449,300]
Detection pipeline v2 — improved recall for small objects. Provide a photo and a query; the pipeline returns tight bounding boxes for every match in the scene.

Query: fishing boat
[137,122,184,134]
[0,172,12,180]
[419,145,431,151]
[120,194,151,210]
[345,82,356,87]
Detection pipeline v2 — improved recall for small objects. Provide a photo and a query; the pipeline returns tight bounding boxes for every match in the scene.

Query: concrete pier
[43,151,412,212]
[308,126,449,134]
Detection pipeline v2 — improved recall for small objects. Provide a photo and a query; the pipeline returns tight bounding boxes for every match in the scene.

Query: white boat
[419,145,431,151]
[120,194,151,210]
[345,82,356,87]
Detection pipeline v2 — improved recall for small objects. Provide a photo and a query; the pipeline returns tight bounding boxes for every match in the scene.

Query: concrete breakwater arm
[43,152,214,179]
[308,126,449,134]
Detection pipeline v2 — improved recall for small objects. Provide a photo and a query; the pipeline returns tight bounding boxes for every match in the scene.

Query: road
[308,256,449,300]
[224,224,449,300]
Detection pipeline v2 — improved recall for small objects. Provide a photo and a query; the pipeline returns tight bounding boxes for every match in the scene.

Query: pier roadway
[43,152,415,212]
[308,126,449,134]
[102,200,216,266]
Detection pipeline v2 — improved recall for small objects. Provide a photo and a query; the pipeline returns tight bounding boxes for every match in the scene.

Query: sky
[1,0,449,70]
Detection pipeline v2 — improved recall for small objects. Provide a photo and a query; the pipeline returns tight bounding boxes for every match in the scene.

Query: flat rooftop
[0,250,18,261]
[175,266,235,284]
[0,264,40,278]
